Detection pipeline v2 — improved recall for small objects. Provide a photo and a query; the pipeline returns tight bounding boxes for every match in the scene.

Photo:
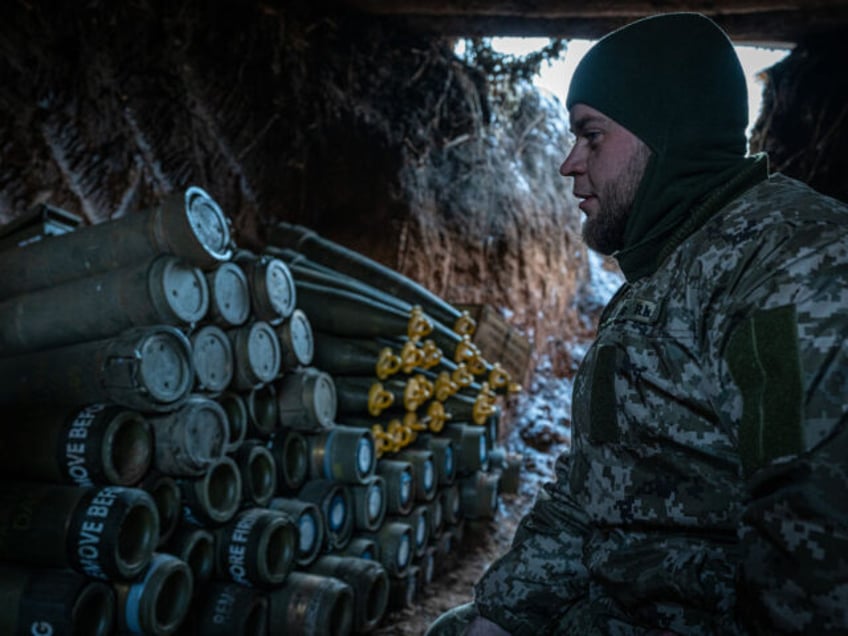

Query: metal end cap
[136,327,194,405]
[307,370,338,429]
[191,325,234,393]
[281,309,315,367]
[245,321,282,385]
[149,255,209,325]
[184,186,233,262]
[254,258,297,322]
[208,262,251,327]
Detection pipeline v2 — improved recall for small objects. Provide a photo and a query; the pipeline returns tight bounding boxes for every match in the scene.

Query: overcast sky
[490,37,791,140]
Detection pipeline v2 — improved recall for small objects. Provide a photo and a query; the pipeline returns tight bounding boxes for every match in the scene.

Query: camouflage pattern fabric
[430,174,848,635]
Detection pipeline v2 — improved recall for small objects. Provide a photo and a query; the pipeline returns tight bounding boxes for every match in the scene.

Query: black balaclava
[566,13,768,281]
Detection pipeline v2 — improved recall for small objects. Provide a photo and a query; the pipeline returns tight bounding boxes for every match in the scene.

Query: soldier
[428,12,848,636]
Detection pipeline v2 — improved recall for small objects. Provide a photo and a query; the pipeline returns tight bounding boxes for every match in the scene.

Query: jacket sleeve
[719,230,848,633]
[473,452,592,636]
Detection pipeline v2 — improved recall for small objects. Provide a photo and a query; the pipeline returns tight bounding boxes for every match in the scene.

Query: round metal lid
[265,259,296,319]
[422,458,435,492]
[208,262,250,327]
[284,309,314,367]
[191,325,234,393]
[183,397,228,465]
[245,321,282,384]
[396,532,410,569]
[308,370,337,428]
[328,492,346,531]
[151,256,209,325]
[367,483,383,522]
[356,436,374,476]
[252,257,296,323]
[443,445,454,477]
[298,512,317,554]
[399,470,413,505]
[184,186,232,262]
[415,514,426,546]
[137,329,194,404]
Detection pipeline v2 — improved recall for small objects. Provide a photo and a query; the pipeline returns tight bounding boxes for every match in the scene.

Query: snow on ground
[506,249,623,489]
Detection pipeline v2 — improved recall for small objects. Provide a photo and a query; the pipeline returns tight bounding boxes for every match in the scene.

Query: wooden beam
[340,0,848,18]
[342,8,848,43]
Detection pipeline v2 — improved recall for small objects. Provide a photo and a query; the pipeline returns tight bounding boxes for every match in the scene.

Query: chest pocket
[585,344,621,444]
[725,303,803,475]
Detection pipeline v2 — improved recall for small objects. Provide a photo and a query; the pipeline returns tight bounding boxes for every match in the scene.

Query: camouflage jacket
[474,173,848,635]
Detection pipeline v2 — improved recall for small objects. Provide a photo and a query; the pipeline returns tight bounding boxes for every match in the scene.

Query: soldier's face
[560,103,651,255]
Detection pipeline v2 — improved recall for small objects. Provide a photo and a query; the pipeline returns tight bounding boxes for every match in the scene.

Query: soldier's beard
[582,144,652,255]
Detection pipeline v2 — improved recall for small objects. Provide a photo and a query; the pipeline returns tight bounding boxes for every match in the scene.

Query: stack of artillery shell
[264,221,525,612]
[0,192,522,635]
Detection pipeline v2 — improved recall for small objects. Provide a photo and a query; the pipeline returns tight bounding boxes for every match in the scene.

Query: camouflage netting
[750,30,848,204]
[0,0,587,372]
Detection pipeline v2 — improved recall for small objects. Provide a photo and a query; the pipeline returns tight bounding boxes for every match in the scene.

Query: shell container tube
[148,395,229,477]
[0,253,208,357]
[0,325,195,412]
[276,367,338,432]
[216,391,249,454]
[0,404,152,488]
[204,261,252,328]
[267,571,354,636]
[192,581,268,636]
[176,456,242,528]
[267,429,309,495]
[137,471,182,548]
[297,480,354,551]
[333,375,395,418]
[376,459,415,516]
[0,565,115,636]
[227,320,282,391]
[443,423,490,476]
[439,482,463,526]
[268,498,324,567]
[394,449,438,503]
[294,280,432,341]
[286,258,413,315]
[427,495,446,541]
[214,507,297,588]
[190,324,234,394]
[305,425,377,485]
[233,440,278,508]
[360,521,413,578]
[412,434,457,486]
[0,186,233,299]
[310,331,402,379]
[245,383,279,439]
[266,224,467,332]
[114,552,193,636]
[235,251,298,325]
[387,505,431,559]
[165,524,216,591]
[336,536,380,562]
[307,554,390,633]
[276,308,315,370]
[0,482,159,581]
[350,475,387,532]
